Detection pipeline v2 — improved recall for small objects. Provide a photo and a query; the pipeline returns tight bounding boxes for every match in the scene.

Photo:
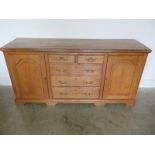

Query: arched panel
[103,55,139,99]
[8,54,48,99]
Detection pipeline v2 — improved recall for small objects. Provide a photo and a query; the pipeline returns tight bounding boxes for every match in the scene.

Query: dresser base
[15,99,136,107]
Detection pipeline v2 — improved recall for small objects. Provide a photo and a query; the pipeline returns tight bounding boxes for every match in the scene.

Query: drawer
[50,64,102,76]
[49,55,75,63]
[51,76,101,86]
[78,55,104,63]
[52,87,100,99]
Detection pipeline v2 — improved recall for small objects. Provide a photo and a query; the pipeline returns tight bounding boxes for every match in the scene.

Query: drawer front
[52,87,100,99]
[78,55,104,63]
[80,65,102,75]
[49,55,75,63]
[51,76,101,86]
[50,64,74,75]
[50,64,102,76]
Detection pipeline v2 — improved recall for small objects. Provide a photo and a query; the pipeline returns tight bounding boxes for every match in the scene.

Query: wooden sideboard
[0,38,151,106]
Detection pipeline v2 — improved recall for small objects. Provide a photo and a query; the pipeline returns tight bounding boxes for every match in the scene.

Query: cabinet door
[6,53,48,99]
[103,55,145,99]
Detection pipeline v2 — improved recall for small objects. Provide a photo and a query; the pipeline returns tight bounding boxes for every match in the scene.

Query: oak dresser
[0,38,151,106]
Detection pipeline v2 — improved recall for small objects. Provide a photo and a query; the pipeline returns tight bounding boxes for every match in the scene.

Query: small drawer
[50,64,102,76]
[51,76,101,86]
[52,87,100,99]
[78,55,104,63]
[49,55,75,63]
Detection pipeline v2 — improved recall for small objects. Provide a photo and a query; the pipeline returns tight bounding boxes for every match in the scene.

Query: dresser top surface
[1,38,151,52]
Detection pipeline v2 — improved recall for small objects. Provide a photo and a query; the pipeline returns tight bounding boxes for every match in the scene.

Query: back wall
[0,19,155,87]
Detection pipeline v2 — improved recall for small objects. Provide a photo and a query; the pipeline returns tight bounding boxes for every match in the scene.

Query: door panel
[103,55,139,99]
[6,53,48,99]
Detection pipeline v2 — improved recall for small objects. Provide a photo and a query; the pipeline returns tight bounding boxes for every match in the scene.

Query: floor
[0,86,155,135]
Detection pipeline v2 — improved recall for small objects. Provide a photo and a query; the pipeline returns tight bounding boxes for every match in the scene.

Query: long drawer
[50,64,102,76]
[51,76,101,86]
[52,87,100,99]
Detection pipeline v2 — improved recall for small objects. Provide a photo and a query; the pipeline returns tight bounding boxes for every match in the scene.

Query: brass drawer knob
[84,92,92,96]
[57,56,67,61]
[86,57,96,62]
[59,80,68,84]
[56,69,67,72]
[84,81,93,84]
[59,92,68,95]
[85,69,96,72]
